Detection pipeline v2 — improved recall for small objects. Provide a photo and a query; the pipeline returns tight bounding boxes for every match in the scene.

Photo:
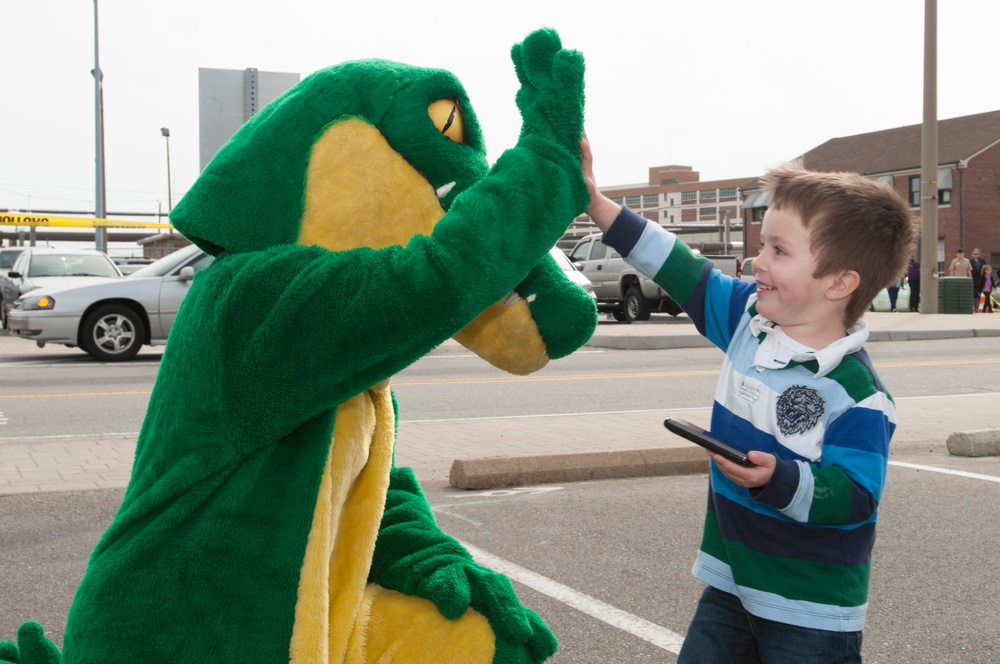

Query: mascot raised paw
[1,28,596,664]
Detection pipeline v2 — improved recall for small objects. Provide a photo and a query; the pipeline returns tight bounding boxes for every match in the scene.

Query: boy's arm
[591,205,754,350]
[581,136,754,349]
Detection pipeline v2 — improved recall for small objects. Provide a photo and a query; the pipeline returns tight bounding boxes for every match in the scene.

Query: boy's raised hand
[580,135,621,232]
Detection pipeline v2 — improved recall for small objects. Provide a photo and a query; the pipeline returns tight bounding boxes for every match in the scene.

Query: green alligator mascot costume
[1,28,596,664]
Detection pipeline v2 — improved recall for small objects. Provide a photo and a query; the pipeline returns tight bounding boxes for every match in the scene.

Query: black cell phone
[663,418,755,467]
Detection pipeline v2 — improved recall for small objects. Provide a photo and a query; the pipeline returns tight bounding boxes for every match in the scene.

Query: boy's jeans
[678,586,863,664]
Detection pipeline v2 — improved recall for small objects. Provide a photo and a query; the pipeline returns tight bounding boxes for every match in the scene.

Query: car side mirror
[178,266,196,281]
[7,271,21,279]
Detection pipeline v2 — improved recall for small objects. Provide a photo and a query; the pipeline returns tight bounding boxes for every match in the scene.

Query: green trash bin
[938,276,975,314]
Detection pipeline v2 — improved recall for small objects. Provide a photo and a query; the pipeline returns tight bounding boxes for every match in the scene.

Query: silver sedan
[7,244,214,361]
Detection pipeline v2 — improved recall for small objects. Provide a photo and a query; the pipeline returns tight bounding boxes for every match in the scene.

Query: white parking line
[462,541,685,655]
[888,461,1000,483]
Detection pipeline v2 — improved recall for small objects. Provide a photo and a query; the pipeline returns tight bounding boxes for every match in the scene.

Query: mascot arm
[226,30,587,443]
[369,466,556,662]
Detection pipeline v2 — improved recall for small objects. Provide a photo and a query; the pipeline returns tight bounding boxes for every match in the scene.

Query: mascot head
[171,56,595,375]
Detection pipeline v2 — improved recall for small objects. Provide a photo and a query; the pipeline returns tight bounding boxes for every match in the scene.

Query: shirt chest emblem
[776,385,825,436]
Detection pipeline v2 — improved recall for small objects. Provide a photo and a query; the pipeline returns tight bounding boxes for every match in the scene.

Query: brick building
[741,110,1000,272]
[568,166,757,255]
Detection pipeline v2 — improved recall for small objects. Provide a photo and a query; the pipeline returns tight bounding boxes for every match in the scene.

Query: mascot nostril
[1,28,596,664]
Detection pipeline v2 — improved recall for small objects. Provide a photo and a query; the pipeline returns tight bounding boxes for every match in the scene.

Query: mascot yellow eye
[428,98,465,144]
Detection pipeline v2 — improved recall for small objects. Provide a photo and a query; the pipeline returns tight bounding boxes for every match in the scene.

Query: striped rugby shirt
[603,206,894,632]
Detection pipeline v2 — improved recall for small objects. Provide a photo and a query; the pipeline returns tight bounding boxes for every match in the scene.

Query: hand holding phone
[663,418,755,467]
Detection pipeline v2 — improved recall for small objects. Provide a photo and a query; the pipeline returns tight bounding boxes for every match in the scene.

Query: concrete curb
[947,429,1000,457]
[449,445,708,490]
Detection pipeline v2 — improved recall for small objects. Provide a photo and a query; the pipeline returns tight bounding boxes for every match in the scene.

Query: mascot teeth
[435,181,456,199]
[504,292,522,305]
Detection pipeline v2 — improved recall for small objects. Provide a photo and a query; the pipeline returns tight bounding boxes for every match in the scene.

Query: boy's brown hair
[761,166,917,325]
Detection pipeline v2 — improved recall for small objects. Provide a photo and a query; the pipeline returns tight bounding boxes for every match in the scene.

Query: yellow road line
[0,390,151,399]
[2,357,999,397]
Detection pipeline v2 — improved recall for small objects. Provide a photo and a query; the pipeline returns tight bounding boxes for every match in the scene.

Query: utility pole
[919,0,938,312]
[161,127,173,212]
[93,0,108,253]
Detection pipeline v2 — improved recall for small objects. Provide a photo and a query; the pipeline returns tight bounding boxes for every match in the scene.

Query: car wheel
[624,286,651,323]
[0,299,7,330]
[612,309,630,323]
[80,305,145,362]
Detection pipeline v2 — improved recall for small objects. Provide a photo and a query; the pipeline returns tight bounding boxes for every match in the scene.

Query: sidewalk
[2,311,999,495]
[585,310,1000,350]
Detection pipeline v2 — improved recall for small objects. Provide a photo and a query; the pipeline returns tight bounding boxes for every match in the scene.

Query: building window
[699,189,717,200]
[700,207,717,219]
[643,194,658,204]
[681,191,697,202]
[908,175,953,206]
[752,208,765,222]
[719,187,737,198]
[611,196,623,204]
[625,195,641,206]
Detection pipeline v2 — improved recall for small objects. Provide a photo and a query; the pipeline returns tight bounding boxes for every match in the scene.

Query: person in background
[582,135,916,664]
[948,248,971,278]
[970,248,986,309]
[981,264,994,313]
[886,274,903,312]
[907,256,921,311]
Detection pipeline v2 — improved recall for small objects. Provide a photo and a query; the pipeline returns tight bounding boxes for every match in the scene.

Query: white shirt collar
[748,313,869,378]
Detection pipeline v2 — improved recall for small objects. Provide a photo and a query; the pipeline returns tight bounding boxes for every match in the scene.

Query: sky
[3,0,1000,228]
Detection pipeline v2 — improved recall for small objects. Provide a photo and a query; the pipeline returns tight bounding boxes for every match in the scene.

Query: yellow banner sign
[0,213,173,230]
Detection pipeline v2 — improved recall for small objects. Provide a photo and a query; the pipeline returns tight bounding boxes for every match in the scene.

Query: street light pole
[161,127,173,212]
[93,0,107,253]
[919,0,938,313]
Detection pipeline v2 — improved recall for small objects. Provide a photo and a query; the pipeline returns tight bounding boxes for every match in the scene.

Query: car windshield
[28,254,120,278]
[549,247,577,271]
[1,250,21,269]
[128,246,204,278]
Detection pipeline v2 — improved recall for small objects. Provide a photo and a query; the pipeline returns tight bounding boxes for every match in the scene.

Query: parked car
[740,256,756,282]
[7,244,214,361]
[114,256,156,276]
[1,248,122,330]
[549,246,596,301]
[568,233,740,323]
[0,247,24,279]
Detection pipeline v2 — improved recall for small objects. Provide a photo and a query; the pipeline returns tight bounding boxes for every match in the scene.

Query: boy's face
[753,207,840,330]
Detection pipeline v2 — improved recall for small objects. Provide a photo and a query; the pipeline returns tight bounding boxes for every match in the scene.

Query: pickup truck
[567,233,741,323]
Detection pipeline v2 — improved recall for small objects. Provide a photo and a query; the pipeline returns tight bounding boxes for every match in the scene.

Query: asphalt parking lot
[3,450,999,663]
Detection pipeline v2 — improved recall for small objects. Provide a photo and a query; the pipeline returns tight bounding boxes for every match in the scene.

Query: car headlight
[20,295,56,311]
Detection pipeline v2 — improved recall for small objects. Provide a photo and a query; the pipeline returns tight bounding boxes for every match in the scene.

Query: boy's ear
[827,269,861,302]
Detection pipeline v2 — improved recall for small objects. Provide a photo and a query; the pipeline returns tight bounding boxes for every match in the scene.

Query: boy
[581,137,915,663]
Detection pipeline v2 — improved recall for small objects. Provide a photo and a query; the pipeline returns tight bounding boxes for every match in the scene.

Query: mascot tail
[0,622,62,664]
